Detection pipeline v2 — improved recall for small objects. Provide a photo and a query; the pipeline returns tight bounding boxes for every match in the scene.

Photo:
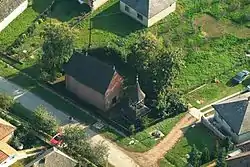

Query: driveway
[0,77,139,167]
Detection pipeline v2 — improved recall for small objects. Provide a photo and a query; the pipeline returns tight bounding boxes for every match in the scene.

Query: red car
[50,133,63,146]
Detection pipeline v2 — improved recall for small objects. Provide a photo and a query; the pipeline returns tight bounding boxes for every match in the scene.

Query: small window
[137,13,143,21]
[112,96,117,104]
[125,6,130,12]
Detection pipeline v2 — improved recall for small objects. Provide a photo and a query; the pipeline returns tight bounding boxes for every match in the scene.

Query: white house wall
[147,2,176,27]
[92,0,109,10]
[120,1,148,26]
[0,0,28,32]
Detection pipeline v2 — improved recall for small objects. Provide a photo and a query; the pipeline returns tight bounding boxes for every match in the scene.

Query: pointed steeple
[132,75,146,104]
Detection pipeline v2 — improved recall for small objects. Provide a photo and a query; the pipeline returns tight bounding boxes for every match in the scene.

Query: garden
[0,0,249,156]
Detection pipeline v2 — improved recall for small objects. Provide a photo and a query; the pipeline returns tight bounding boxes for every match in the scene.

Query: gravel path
[0,76,139,167]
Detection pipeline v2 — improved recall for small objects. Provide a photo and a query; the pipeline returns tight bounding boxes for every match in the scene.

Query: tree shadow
[32,0,91,22]
[181,123,217,151]
[91,2,144,37]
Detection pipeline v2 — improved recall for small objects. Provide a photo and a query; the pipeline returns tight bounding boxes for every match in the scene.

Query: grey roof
[25,147,78,167]
[128,76,145,104]
[212,92,250,135]
[0,0,26,22]
[120,0,175,18]
[63,52,115,94]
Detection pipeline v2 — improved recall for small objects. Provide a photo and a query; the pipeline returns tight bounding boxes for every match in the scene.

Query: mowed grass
[102,113,185,152]
[160,124,217,167]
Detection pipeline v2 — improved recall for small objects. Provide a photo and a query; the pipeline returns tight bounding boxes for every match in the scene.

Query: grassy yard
[2,0,249,109]
[102,113,185,152]
[160,124,217,167]
[0,0,249,153]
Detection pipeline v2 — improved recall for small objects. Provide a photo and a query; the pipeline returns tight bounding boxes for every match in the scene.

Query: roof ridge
[239,100,250,134]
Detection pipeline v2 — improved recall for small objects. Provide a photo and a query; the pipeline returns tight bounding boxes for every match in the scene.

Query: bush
[0,93,14,110]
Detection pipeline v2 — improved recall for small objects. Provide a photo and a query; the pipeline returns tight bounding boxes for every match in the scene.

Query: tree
[32,105,59,135]
[156,88,187,116]
[214,140,220,159]
[62,126,108,166]
[127,32,185,98]
[0,93,14,111]
[41,24,74,81]
[201,147,210,164]
[216,148,227,167]
[188,145,201,167]
[222,137,232,153]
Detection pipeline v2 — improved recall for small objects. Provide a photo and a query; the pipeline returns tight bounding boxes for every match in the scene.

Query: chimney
[113,65,116,71]
[85,52,88,56]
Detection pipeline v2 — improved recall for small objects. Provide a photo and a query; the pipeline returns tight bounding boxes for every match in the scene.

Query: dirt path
[127,113,197,167]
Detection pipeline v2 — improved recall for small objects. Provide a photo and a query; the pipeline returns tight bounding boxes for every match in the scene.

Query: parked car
[233,70,250,84]
[50,133,63,146]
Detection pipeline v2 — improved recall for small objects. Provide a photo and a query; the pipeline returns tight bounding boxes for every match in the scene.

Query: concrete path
[0,77,139,167]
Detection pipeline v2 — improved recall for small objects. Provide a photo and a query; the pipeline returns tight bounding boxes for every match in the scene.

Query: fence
[201,116,226,140]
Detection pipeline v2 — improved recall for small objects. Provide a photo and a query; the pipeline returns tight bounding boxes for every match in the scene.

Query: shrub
[0,93,14,110]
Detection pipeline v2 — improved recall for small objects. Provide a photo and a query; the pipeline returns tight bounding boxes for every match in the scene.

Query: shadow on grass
[182,123,217,151]
[226,78,238,87]
[92,2,144,36]
[32,0,91,22]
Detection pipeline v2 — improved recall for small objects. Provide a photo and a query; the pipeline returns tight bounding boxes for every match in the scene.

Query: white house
[78,0,109,10]
[120,0,176,27]
[0,0,28,32]
[213,92,250,143]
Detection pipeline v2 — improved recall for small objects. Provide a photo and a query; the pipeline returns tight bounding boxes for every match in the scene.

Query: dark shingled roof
[212,92,250,135]
[0,0,26,22]
[120,0,175,18]
[25,147,78,167]
[63,52,115,94]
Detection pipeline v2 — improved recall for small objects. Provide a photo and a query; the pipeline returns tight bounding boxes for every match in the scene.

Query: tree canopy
[0,93,14,111]
[32,105,59,135]
[40,24,74,81]
[62,126,109,166]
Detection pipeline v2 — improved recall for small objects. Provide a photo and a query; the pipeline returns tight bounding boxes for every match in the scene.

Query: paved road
[0,77,139,167]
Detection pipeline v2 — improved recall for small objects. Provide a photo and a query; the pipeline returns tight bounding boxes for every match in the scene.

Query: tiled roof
[0,0,26,22]
[0,118,15,140]
[120,0,175,18]
[63,52,115,94]
[212,92,250,135]
[0,151,8,163]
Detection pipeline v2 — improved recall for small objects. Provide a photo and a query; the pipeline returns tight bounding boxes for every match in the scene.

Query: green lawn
[102,113,185,152]
[4,0,249,110]
[160,124,217,167]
